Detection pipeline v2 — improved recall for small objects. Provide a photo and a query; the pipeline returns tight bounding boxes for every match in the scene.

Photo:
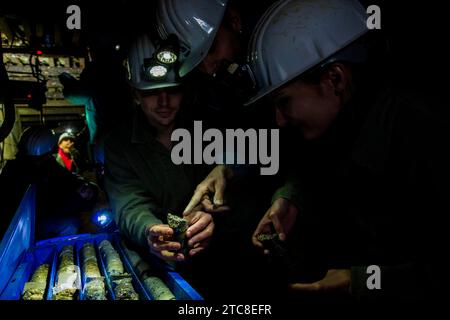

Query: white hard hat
[246,0,369,105]
[155,0,228,77]
[127,34,180,91]
[58,132,76,144]
[18,127,57,156]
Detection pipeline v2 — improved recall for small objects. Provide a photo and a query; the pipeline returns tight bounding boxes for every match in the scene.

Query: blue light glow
[97,214,108,225]
[92,209,113,228]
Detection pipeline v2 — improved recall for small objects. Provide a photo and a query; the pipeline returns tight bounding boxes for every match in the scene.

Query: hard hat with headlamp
[126,34,181,91]
[155,0,228,77]
[58,132,76,144]
[245,0,369,105]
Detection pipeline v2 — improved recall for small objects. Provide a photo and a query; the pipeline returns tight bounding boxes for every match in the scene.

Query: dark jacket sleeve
[104,140,163,248]
[271,173,305,212]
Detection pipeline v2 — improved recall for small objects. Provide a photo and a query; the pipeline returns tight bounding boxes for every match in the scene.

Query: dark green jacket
[104,112,210,248]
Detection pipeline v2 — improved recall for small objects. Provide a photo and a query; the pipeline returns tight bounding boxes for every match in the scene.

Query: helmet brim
[244,83,280,106]
[129,81,181,91]
[178,6,226,78]
[179,35,216,77]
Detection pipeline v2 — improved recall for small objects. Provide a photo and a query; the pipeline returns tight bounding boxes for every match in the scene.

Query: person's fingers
[208,205,231,214]
[149,225,173,238]
[269,209,286,241]
[185,211,201,226]
[200,196,231,213]
[252,230,264,249]
[183,185,208,215]
[200,196,215,212]
[290,270,350,293]
[188,239,210,256]
[289,282,322,292]
[156,250,185,262]
[251,235,271,255]
[150,240,181,252]
[252,211,272,249]
[188,222,214,246]
[189,246,206,257]
[186,213,212,238]
[213,179,226,206]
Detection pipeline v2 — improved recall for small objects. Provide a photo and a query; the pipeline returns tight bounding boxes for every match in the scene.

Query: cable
[29,53,46,83]
[0,103,5,171]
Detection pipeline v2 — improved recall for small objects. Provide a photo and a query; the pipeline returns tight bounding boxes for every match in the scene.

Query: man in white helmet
[185,0,448,301]
[0,126,99,239]
[155,0,246,79]
[104,34,215,273]
[54,132,81,173]
[155,0,275,128]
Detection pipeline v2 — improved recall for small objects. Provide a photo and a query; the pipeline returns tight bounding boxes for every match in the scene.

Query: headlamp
[149,64,168,78]
[156,34,180,64]
[157,50,177,64]
[142,34,180,81]
[143,57,168,80]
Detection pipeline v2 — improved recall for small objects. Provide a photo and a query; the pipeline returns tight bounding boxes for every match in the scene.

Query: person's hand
[184,210,215,257]
[146,224,185,262]
[183,165,233,215]
[252,198,299,254]
[289,269,351,294]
